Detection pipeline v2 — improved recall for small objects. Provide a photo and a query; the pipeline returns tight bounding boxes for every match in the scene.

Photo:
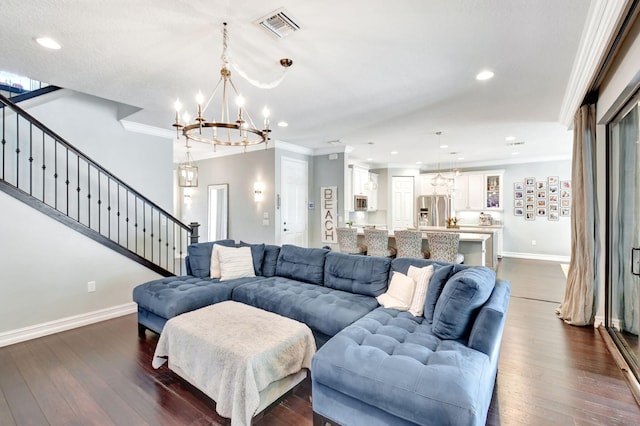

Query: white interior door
[280,157,308,247]
[392,176,415,230]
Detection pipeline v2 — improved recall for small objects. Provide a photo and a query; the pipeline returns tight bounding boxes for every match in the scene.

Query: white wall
[500,160,572,258]
[184,148,277,244]
[0,191,162,336]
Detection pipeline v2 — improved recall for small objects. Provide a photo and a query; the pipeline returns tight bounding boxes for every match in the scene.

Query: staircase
[0,92,194,277]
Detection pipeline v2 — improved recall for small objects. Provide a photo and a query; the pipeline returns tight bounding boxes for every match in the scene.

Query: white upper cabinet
[367,172,378,211]
[453,171,504,212]
[352,166,369,195]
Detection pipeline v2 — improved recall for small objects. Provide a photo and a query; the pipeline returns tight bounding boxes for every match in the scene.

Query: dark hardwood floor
[1,257,639,425]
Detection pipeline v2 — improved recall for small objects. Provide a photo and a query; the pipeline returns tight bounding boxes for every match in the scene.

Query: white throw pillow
[217,245,256,281]
[376,272,416,311]
[407,265,435,317]
[210,244,225,279]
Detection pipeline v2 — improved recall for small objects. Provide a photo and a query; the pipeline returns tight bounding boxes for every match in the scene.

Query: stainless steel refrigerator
[417,195,451,227]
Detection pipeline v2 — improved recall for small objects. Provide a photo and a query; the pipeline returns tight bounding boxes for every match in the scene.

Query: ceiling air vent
[506,141,525,146]
[256,9,301,38]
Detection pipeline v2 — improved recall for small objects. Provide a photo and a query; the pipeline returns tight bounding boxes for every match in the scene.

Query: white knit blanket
[152,301,315,426]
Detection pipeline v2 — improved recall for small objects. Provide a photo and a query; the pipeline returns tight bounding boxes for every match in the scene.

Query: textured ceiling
[0,0,594,168]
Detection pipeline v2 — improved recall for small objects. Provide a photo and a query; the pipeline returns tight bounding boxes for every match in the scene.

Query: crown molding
[559,0,630,128]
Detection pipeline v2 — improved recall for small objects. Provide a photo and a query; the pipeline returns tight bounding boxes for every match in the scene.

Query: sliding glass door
[608,97,640,378]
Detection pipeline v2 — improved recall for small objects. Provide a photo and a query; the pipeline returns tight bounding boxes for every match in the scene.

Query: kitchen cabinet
[352,166,369,195]
[453,171,504,211]
[484,173,502,210]
[346,167,353,211]
[367,172,378,211]
[348,166,379,211]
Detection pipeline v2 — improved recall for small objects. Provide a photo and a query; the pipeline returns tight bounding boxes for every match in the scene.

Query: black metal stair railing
[0,93,194,277]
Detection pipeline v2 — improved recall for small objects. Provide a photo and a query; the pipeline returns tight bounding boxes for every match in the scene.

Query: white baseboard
[0,302,137,348]
[501,251,571,263]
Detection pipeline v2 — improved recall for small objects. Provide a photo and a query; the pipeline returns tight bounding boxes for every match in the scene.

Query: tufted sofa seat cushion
[231,276,379,337]
[132,275,263,319]
[312,307,494,426]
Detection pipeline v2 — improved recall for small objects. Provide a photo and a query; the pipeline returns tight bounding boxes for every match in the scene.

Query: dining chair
[393,229,425,258]
[336,227,366,254]
[426,232,465,264]
[364,228,397,258]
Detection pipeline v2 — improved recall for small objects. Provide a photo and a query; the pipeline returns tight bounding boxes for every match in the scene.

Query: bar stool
[394,229,425,258]
[336,227,366,255]
[426,232,465,264]
[364,228,397,258]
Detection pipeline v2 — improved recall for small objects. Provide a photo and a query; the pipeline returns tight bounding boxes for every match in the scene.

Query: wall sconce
[254,182,265,202]
[183,188,193,205]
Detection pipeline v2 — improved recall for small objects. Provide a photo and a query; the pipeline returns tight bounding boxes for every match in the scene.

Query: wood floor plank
[7,340,79,425]
[0,386,18,426]
[0,347,49,425]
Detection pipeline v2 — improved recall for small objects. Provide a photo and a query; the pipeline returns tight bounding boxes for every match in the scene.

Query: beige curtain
[556,103,598,325]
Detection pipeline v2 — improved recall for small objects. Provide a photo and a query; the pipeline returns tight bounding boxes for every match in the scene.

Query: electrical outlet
[531,240,537,246]
[88,281,96,292]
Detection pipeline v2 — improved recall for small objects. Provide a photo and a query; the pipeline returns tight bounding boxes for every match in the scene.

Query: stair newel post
[189,222,200,244]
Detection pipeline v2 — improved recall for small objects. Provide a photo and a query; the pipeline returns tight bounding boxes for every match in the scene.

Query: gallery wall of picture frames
[513,176,571,221]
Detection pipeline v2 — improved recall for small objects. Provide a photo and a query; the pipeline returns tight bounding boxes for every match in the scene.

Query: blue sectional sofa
[132,241,511,425]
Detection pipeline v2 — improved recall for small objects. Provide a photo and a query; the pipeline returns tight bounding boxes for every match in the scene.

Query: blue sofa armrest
[468,278,511,360]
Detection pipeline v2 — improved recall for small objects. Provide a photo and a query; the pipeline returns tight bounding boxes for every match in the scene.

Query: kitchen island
[356,228,496,269]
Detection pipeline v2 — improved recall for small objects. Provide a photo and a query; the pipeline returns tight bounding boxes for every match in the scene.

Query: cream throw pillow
[407,265,434,317]
[376,272,416,311]
[210,244,225,279]
[217,245,256,281]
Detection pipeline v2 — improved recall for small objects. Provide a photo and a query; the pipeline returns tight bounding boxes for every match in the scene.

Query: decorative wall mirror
[208,184,228,241]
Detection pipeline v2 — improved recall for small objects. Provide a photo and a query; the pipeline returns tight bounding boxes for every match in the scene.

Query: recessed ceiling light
[277,121,288,127]
[416,161,422,165]
[458,157,465,161]
[476,70,494,81]
[390,151,398,155]
[439,144,448,149]
[512,152,520,156]
[505,136,516,141]
[35,37,61,50]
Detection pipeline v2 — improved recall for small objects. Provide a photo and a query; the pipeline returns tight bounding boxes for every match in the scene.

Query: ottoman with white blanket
[152,301,316,425]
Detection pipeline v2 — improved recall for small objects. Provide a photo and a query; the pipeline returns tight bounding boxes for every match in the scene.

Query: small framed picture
[515,207,524,216]
[537,190,547,199]
[549,203,559,212]
[526,195,535,203]
[561,207,571,217]
[537,181,547,190]
[548,176,559,185]
[515,190,523,199]
[549,212,559,221]
[537,199,547,207]
[549,185,559,194]
[526,186,535,195]
[561,189,571,198]
[537,207,547,216]
[515,199,524,208]
[526,204,534,211]
[525,212,535,221]
[561,199,571,207]
[561,180,571,190]
[514,182,524,191]
[549,194,558,202]
[525,177,535,186]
